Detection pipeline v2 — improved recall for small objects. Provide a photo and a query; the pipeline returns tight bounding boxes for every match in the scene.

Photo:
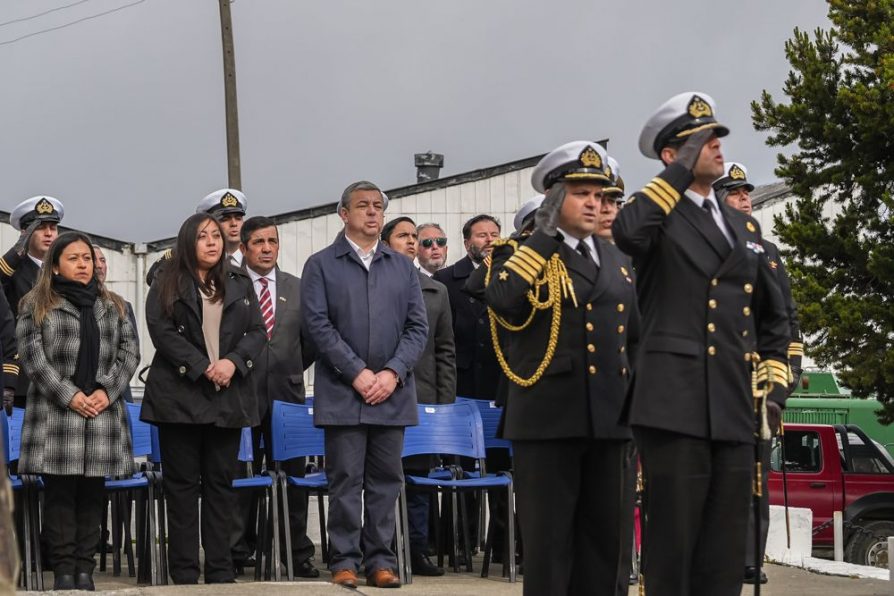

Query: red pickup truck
[768,423,894,567]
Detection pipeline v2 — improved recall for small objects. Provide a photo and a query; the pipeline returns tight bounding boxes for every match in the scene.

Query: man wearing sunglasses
[416,224,449,276]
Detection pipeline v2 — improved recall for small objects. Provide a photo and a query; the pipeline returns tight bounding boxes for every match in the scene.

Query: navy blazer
[301,234,428,427]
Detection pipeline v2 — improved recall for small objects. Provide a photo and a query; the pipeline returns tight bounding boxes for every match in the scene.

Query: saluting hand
[671,128,715,172]
[12,219,41,258]
[534,183,566,237]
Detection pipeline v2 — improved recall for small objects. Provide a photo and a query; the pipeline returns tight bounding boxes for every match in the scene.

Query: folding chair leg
[506,477,516,583]
[20,489,33,591]
[458,491,473,573]
[123,494,136,577]
[450,489,459,572]
[99,497,109,572]
[478,488,487,552]
[279,476,293,581]
[271,482,281,582]
[398,485,413,584]
[254,493,266,582]
[480,514,494,578]
[147,484,159,586]
[156,487,168,585]
[317,493,328,565]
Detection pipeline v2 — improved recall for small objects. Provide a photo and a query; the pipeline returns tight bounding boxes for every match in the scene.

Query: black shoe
[743,566,768,584]
[295,559,320,578]
[53,573,75,590]
[411,553,445,576]
[75,571,95,591]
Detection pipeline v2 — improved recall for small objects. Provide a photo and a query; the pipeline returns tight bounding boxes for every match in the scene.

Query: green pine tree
[752,0,894,422]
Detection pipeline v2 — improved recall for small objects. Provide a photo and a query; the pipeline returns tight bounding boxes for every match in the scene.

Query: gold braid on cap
[484,242,575,387]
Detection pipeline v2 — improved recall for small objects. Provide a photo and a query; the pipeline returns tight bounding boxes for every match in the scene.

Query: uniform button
[588,365,597,375]
[711,278,719,287]
[244,298,250,305]
[742,330,749,337]
[743,306,752,316]
[587,344,596,353]
[586,322,594,331]
[478,318,485,325]
[178,365,187,375]
[617,325,625,334]
[247,360,253,369]
[621,367,628,376]
[744,283,753,294]
[708,299,717,309]
[707,323,716,333]
[468,297,475,303]
[619,346,626,353]
[744,353,752,362]
[617,303,625,312]
[586,303,593,311]
[708,346,717,356]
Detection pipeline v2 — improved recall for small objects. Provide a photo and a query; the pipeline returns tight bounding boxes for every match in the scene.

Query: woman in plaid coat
[16,232,140,591]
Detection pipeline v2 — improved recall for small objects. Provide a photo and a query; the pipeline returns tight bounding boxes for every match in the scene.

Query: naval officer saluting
[483,140,639,596]
[612,92,790,595]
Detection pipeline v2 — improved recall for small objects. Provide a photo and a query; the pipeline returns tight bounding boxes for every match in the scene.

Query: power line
[0,0,96,28]
[0,0,146,47]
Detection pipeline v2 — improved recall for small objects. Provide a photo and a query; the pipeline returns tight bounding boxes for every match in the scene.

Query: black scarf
[52,275,100,394]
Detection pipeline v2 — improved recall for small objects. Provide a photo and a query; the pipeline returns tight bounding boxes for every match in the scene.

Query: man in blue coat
[301,181,428,589]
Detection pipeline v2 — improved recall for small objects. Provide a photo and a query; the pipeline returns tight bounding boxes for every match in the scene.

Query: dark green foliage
[752,0,894,422]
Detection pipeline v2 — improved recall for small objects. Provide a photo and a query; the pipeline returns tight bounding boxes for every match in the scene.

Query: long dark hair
[156,214,226,316]
[22,231,126,324]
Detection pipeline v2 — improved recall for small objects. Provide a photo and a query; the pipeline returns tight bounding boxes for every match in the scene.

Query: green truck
[784,371,894,456]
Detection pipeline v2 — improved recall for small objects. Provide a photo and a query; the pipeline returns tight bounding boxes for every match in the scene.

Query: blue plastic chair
[3,408,44,591]
[101,402,163,584]
[269,400,329,582]
[231,426,281,581]
[402,401,516,582]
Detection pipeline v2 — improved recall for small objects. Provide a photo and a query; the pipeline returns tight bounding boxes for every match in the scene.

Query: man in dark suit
[0,196,64,408]
[483,141,639,595]
[612,91,791,595]
[229,216,319,577]
[301,181,428,589]
[714,162,803,585]
[382,216,456,577]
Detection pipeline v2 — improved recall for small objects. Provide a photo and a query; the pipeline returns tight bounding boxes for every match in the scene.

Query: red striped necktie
[258,277,274,339]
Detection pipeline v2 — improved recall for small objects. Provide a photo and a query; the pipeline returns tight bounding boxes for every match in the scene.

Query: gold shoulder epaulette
[491,237,518,250]
[163,249,172,260]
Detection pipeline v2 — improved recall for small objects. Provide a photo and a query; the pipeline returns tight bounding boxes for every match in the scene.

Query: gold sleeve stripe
[759,359,790,386]
[503,262,535,285]
[788,341,805,357]
[646,180,679,207]
[483,255,492,268]
[642,186,673,215]
[506,255,540,280]
[652,177,681,201]
[2,364,18,375]
[0,258,14,276]
[518,245,547,266]
[513,251,545,274]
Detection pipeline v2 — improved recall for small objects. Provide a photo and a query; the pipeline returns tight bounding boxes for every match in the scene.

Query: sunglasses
[420,237,447,248]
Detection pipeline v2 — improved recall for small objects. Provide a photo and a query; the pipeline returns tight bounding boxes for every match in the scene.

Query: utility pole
[218,0,241,189]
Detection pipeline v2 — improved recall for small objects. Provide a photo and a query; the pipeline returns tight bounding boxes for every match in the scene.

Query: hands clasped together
[69,389,111,419]
[204,359,236,389]
[351,368,399,405]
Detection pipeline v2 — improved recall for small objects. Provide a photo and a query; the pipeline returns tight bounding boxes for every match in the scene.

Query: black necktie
[576,240,598,274]
[702,198,734,250]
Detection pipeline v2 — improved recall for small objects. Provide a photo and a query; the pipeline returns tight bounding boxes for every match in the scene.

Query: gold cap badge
[220,192,239,208]
[729,164,746,180]
[746,221,756,232]
[688,95,713,119]
[35,198,55,215]
[579,146,602,169]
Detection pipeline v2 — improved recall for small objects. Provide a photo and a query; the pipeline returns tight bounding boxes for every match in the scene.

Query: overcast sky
[0,0,829,242]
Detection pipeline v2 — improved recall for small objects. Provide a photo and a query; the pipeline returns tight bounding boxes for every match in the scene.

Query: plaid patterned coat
[16,296,140,477]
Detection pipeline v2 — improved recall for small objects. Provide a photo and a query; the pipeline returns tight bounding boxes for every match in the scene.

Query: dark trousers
[158,423,241,584]
[745,439,771,567]
[42,475,105,575]
[231,413,314,566]
[324,425,404,574]
[513,438,634,596]
[634,427,752,596]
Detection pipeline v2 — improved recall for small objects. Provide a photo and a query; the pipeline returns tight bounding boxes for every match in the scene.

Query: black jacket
[0,248,38,396]
[612,162,790,443]
[433,255,501,400]
[141,268,267,428]
[762,239,803,390]
[483,231,640,441]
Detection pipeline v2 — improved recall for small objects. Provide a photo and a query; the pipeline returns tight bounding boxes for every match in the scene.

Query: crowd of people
[0,89,804,595]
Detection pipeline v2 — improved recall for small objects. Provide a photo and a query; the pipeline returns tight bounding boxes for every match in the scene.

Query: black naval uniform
[484,229,639,596]
[0,249,38,406]
[744,237,803,570]
[612,162,790,596]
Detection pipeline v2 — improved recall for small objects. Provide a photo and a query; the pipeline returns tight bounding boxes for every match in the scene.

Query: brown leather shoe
[331,568,358,589]
[366,568,401,588]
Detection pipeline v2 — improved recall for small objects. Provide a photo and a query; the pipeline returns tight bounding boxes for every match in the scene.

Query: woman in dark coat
[17,232,139,591]
[141,213,265,584]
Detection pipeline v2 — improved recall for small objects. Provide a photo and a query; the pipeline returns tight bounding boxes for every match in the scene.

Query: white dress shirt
[685,189,734,247]
[558,227,600,267]
[28,253,43,268]
[247,267,277,315]
[228,250,244,268]
[345,236,377,271]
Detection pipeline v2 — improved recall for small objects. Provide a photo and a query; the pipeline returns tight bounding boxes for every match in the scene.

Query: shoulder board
[491,237,518,250]
[163,248,173,260]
